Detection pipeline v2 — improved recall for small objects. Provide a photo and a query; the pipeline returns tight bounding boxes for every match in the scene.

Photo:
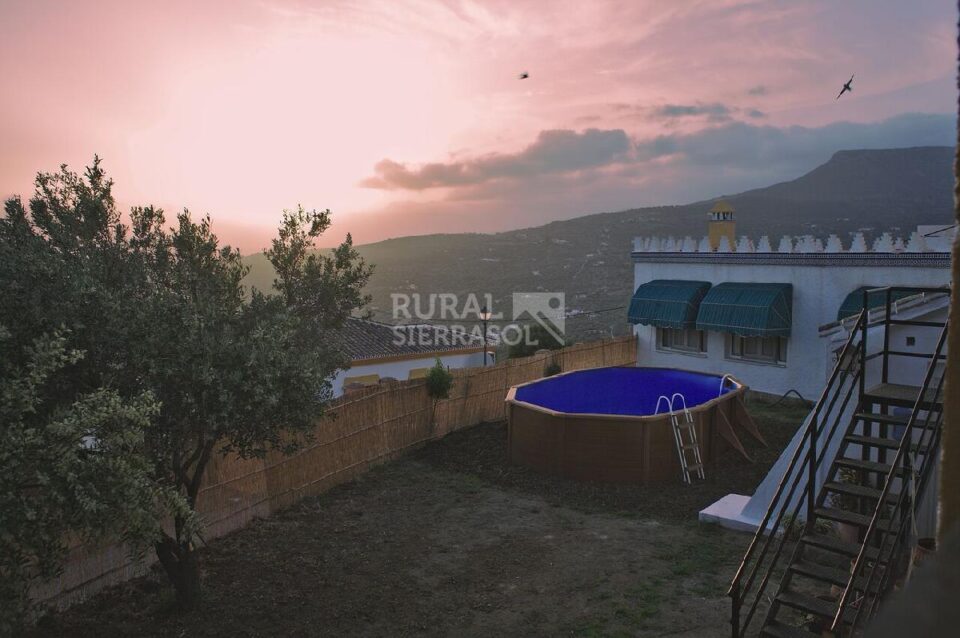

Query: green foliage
[425,359,454,401]
[544,361,562,377]
[0,159,373,609]
[0,329,191,631]
[508,323,566,359]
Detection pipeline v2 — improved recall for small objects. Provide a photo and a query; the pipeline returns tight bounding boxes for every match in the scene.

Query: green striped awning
[837,286,914,321]
[628,280,712,328]
[696,282,793,337]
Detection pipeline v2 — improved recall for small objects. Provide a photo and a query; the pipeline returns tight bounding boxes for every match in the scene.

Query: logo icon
[512,292,565,344]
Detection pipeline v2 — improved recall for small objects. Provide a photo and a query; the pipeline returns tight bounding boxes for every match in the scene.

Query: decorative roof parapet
[905,231,927,252]
[632,230,945,255]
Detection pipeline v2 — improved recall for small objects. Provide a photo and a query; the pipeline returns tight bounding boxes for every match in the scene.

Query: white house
[331,318,490,396]
[628,200,952,401]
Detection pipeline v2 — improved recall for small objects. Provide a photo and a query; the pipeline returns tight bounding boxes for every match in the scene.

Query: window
[727,335,787,364]
[657,327,706,354]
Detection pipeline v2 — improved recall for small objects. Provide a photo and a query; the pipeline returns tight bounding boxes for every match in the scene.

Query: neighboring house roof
[340,317,485,363]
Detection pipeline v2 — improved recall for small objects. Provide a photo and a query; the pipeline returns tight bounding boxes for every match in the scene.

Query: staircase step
[776,589,855,623]
[854,412,939,433]
[863,383,941,408]
[846,433,898,449]
[823,481,902,504]
[790,559,850,586]
[761,620,819,638]
[855,412,909,426]
[844,434,931,456]
[789,560,881,593]
[801,533,881,560]
[835,457,910,476]
[814,507,894,531]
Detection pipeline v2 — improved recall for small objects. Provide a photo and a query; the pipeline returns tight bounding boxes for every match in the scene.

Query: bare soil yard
[33,397,808,637]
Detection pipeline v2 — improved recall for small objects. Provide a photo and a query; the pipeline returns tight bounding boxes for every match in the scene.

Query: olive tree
[0,160,372,609]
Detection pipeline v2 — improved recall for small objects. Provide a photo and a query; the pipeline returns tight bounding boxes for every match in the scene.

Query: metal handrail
[830,322,948,633]
[746,354,862,632]
[859,370,945,625]
[671,392,691,421]
[860,373,944,624]
[718,374,736,398]
[728,310,865,636]
[654,395,674,416]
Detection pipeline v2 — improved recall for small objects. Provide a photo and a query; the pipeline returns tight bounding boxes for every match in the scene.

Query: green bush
[544,361,562,376]
[425,359,454,400]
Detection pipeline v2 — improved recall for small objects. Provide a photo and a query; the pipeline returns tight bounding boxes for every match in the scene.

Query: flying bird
[518,71,529,80]
[836,74,854,99]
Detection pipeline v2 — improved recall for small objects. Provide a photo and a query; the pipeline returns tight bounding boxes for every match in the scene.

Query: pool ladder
[656,393,705,485]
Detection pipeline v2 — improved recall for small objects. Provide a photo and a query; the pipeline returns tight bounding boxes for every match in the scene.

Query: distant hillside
[740,146,953,204]
[244,146,954,341]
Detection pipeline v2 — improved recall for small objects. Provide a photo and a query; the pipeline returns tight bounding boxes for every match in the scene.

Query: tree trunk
[155,534,200,609]
[157,440,214,609]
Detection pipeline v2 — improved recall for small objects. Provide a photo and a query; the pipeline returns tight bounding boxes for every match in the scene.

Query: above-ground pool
[505,366,754,483]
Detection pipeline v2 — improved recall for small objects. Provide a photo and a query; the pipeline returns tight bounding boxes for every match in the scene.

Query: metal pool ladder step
[657,393,706,484]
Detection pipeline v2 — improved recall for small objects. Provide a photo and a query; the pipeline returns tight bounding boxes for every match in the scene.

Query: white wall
[632,257,949,399]
[331,350,489,396]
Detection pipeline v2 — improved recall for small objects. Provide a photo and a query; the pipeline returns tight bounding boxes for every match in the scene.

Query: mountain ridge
[244,146,954,340]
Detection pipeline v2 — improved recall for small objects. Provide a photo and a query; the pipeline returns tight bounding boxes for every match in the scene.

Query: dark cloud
[634,113,954,172]
[653,103,732,121]
[615,101,767,124]
[360,128,632,190]
[747,85,768,96]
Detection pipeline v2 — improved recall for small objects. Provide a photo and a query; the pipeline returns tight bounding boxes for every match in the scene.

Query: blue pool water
[514,367,734,417]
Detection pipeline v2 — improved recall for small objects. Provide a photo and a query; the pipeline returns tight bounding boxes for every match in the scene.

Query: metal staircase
[727,286,949,637]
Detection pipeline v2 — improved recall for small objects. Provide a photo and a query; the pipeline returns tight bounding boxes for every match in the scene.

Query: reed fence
[33,335,637,610]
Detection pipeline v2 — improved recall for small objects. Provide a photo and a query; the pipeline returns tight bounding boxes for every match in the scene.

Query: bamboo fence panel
[36,335,636,610]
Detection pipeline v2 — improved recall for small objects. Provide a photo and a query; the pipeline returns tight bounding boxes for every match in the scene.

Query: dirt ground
[33,397,809,638]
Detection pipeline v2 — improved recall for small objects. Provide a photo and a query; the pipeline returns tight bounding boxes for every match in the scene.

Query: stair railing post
[806,399,817,529]
[859,294,868,401]
[882,288,892,384]
[730,579,740,638]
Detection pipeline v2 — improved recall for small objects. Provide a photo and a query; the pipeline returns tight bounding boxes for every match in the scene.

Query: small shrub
[425,359,454,434]
[425,359,454,400]
[544,361,562,377]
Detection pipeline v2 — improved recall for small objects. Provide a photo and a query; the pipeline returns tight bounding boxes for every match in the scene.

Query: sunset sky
[1,0,955,253]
